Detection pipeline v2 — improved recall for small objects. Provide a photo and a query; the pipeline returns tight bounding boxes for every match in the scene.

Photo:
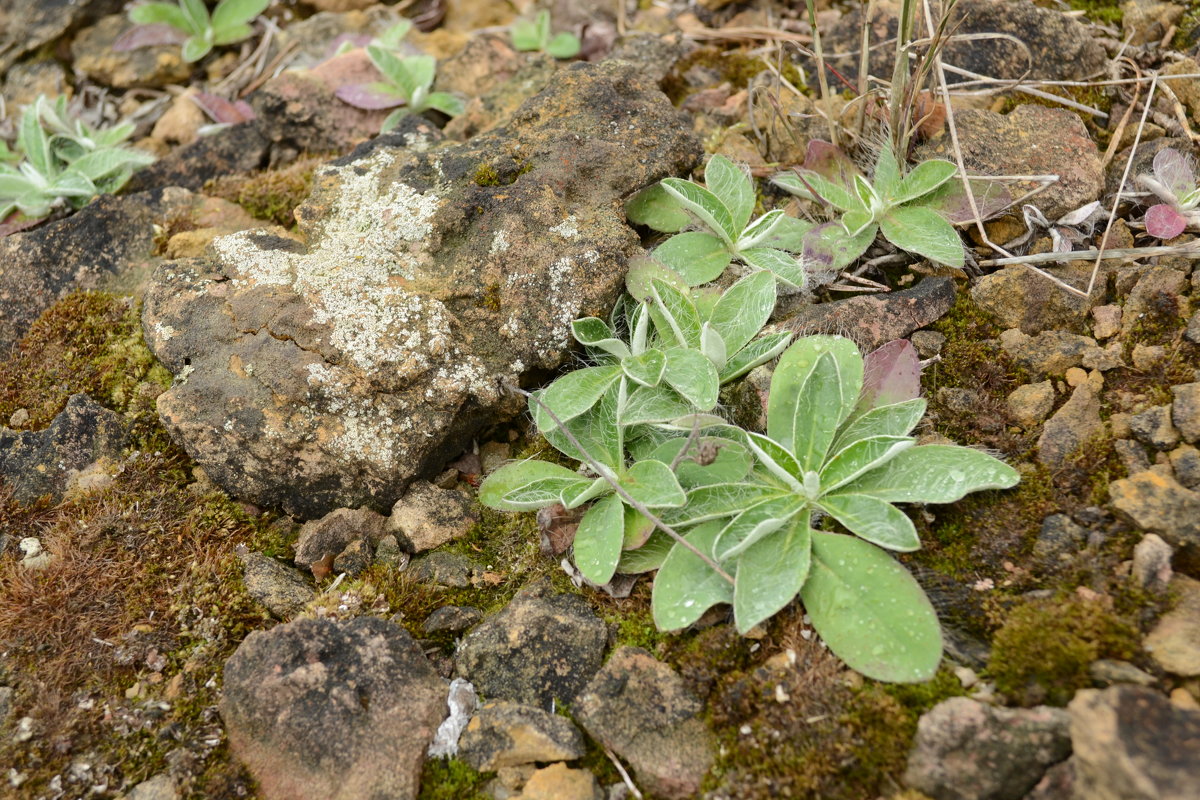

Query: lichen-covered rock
[517,762,603,800]
[1109,469,1200,548]
[1172,382,1200,444]
[1129,404,1181,451]
[1069,685,1200,800]
[458,700,586,771]
[220,616,446,800]
[903,696,1071,800]
[574,646,714,800]
[1006,381,1056,428]
[970,263,1105,335]
[238,550,315,619]
[0,0,120,73]
[388,480,479,553]
[142,60,700,517]
[0,394,128,504]
[455,582,607,709]
[999,329,1117,377]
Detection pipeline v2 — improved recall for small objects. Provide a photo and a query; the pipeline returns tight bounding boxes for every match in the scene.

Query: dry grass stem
[979,241,1200,268]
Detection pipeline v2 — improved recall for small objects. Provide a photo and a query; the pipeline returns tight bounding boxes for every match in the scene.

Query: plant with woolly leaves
[0,96,155,222]
[128,0,268,62]
[1135,147,1200,239]
[510,10,581,59]
[626,154,816,290]
[650,335,1020,682]
[772,142,968,268]
[335,44,464,132]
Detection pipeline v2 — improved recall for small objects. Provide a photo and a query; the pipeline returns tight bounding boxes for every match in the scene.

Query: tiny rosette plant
[773,143,966,268]
[650,336,1019,682]
[0,96,155,222]
[511,10,581,59]
[626,155,815,290]
[128,0,269,63]
[336,45,464,132]
[1136,147,1200,239]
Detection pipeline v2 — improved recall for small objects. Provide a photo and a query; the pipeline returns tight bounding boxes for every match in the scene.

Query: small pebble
[6,408,29,428]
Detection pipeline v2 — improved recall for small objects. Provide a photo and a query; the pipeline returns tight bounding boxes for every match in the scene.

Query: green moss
[204,155,325,227]
[472,158,533,188]
[665,47,804,104]
[473,163,503,187]
[987,593,1139,705]
[418,758,493,800]
[1065,0,1123,25]
[1174,8,1200,50]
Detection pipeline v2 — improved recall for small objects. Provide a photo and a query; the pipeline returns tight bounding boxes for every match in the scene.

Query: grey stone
[1037,374,1103,469]
[410,551,477,589]
[903,696,1071,800]
[422,606,484,634]
[1186,308,1200,344]
[518,762,604,800]
[1143,575,1200,677]
[1131,533,1173,591]
[574,647,714,800]
[1129,404,1181,451]
[1033,513,1086,561]
[910,329,946,359]
[0,0,122,74]
[388,481,479,554]
[238,550,315,619]
[374,534,407,567]
[0,394,128,504]
[1121,266,1189,337]
[455,582,607,709]
[458,700,585,771]
[1069,685,1200,800]
[1088,659,1157,687]
[1109,469,1200,548]
[141,61,700,519]
[332,538,373,577]
[122,773,179,800]
[220,616,446,800]
[1169,444,1200,489]
[1114,439,1152,475]
[999,329,1111,377]
[1171,382,1200,443]
[294,507,388,572]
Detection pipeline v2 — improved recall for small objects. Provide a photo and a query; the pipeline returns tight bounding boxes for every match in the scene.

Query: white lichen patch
[489,228,511,256]
[153,322,177,341]
[499,253,585,362]
[549,215,580,239]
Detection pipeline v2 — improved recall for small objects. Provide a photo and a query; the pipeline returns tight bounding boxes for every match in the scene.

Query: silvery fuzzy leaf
[732,519,810,634]
[817,493,920,551]
[619,459,686,509]
[828,443,1019,504]
[713,494,806,561]
[660,177,739,245]
[626,183,690,233]
[708,269,776,355]
[573,494,625,585]
[652,522,733,630]
[704,154,756,233]
[662,347,719,411]
[768,336,863,470]
[1152,147,1195,199]
[531,365,621,432]
[479,459,590,511]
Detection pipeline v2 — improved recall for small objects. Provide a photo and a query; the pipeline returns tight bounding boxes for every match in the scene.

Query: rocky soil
[2,0,1200,799]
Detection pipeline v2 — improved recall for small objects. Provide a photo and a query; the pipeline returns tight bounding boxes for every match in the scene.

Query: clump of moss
[1067,0,1123,25]
[471,158,533,188]
[664,47,803,104]
[418,758,492,800]
[0,291,172,448]
[204,155,326,227]
[473,163,503,187]
[987,593,1139,706]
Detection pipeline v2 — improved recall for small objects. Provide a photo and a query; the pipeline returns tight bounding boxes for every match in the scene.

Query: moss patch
[204,155,326,227]
[418,758,493,800]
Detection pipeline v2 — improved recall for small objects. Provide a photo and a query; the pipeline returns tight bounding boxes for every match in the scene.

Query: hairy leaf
[879,206,964,267]
[626,184,690,233]
[768,336,863,469]
[574,494,625,585]
[661,177,739,244]
[817,494,920,551]
[652,523,733,630]
[733,520,811,633]
[829,444,1019,503]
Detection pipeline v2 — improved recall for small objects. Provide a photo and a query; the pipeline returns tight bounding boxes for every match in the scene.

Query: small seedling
[127,0,269,63]
[0,96,155,222]
[510,10,581,59]
[1136,147,1200,239]
[626,155,815,289]
[336,45,464,132]
[773,142,967,267]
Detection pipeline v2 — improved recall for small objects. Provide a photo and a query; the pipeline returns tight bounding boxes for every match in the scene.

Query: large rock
[574,646,714,800]
[220,616,446,800]
[0,394,128,504]
[142,60,700,517]
[0,0,122,73]
[903,696,1072,800]
[71,13,190,88]
[457,700,585,771]
[1069,685,1200,800]
[454,582,607,709]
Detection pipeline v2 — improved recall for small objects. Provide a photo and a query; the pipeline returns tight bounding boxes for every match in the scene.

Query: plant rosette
[510,10,581,59]
[336,46,464,132]
[126,0,268,62]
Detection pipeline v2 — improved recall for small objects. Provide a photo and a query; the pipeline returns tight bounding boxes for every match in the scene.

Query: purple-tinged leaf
[334,83,406,110]
[1152,148,1195,198]
[922,178,1011,224]
[112,23,189,52]
[802,221,875,271]
[1145,203,1188,239]
[802,140,861,188]
[858,339,921,411]
[190,91,256,124]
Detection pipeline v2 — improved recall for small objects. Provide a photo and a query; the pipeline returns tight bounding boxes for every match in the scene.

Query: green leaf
[532,365,621,431]
[574,494,625,585]
[626,184,690,232]
[619,528,673,573]
[661,482,787,527]
[757,214,814,252]
[213,0,268,30]
[817,494,920,551]
[879,206,964,267]
[873,147,902,199]
[425,92,465,117]
[772,171,859,213]
[375,19,413,48]
[546,32,581,59]
[68,148,155,181]
[621,506,656,550]
[179,0,210,33]
[736,209,785,250]
[647,436,751,489]
[572,317,631,359]
[660,178,739,245]
[831,444,1019,503]
[560,477,611,510]
[626,255,688,300]
[708,270,776,355]
[819,436,914,493]
[622,384,693,426]
[704,154,755,233]
[652,522,733,631]
[380,108,409,133]
[212,21,254,45]
[181,35,212,63]
[834,399,926,450]
[479,459,589,510]
[768,337,863,470]
[129,2,191,31]
[739,247,807,289]
[651,232,732,286]
[534,9,551,44]
[18,105,53,177]
[542,403,623,473]
[510,18,540,51]
[742,431,803,489]
[802,221,876,271]
[894,159,958,205]
[662,348,719,411]
[650,278,702,349]
[622,349,666,388]
[714,495,807,561]
[842,208,874,236]
[802,532,942,682]
[733,520,811,633]
[719,332,791,383]
[620,459,686,509]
